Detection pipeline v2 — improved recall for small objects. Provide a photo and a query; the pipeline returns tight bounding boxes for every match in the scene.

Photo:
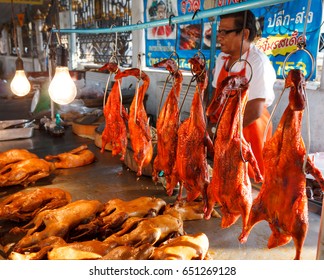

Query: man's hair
[220,10,257,42]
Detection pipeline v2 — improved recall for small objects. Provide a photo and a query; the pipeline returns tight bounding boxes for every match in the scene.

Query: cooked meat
[205,75,263,238]
[151,233,209,260]
[239,69,324,260]
[0,149,38,169]
[0,158,55,187]
[11,200,103,253]
[168,54,213,201]
[114,68,153,176]
[45,145,95,169]
[152,58,183,195]
[0,187,71,222]
[99,62,129,160]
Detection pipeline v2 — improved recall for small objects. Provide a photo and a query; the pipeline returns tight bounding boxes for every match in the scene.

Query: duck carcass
[99,62,129,160]
[71,196,166,240]
[168,54,214,201]
[0,187,72,222]
[239,69,324,260]
[0,158,55,187]
[44,145,95,169]
[0,149,38,169]
[114,68,153,176]
[205,75,263,237]
[103,214,184,248]
[151,233,209,260]
[11,199,103,253]
[152,58,183,194]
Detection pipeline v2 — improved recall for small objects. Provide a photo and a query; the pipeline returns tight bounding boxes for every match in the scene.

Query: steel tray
[0,119,34,141]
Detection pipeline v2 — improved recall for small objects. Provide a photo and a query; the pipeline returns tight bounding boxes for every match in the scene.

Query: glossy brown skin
[239,69,324,260]
[204,75,262,238]
[0,149,38,169]
[152,59,183,194]
[0,188,72,222]
[9,236,114,260]
[151,233,209,260]
[114,68,153,176]
[0,158,55,187]
[12,200,103,253]
[103,214,184,248]
[99,62,129,160]
[45,145,95,169]
[72,196,167,239]
[102,243,154,260]
[168,55,213,201]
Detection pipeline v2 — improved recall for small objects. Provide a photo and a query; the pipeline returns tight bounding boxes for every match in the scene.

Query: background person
[209,10,276,179]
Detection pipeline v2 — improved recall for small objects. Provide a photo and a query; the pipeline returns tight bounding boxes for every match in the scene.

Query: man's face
[217,17,243,56]
[157,5,166,19]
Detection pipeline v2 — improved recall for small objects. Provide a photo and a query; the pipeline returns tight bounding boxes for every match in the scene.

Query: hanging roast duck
[239,69,324,260]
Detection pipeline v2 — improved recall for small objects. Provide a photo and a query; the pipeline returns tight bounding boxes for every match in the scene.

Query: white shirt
[212,44,276,107]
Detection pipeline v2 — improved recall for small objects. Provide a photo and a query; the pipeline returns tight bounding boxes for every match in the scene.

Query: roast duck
[10,233,208,260]
[168,54,214,201]
[151,232,209,260]
[204,75,263,237]
[3,193,214,260]
[152,58,183,194]
[0,187,71,222]
[10,199,103,254]
[0,149,38,169]
[99,62,129,160]
[44,144,95,169]
[0,158,55,188]
[239,69,324,260]
[70,196,167,240]
[114,68,153,176]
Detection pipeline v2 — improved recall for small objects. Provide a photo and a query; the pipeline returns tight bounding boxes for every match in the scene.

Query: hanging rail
[54,0,293,34]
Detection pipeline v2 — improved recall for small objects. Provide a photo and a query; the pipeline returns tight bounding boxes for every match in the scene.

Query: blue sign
[144,0,322,80]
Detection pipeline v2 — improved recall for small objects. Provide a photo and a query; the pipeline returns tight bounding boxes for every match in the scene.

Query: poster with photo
[144,0,322,80]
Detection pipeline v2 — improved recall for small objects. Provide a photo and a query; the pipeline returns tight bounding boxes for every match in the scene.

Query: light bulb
[48,66,77,105]
[10,58,31,97]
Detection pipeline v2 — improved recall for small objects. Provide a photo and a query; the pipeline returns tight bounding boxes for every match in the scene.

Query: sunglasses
[217,28,242,36]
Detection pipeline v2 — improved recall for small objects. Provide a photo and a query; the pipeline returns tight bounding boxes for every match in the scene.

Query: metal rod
[54,0,293,34]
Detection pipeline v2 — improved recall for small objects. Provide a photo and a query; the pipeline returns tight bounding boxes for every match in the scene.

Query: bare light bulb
[10,58,31,97]
[48,66,77,105]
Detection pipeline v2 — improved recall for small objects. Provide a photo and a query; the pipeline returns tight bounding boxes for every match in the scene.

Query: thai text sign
[144,0,322,80]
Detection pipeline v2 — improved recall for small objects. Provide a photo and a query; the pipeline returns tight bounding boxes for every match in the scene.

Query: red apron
[216,57,272,178]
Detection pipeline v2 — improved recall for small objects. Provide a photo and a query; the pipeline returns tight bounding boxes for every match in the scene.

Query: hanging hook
[282,46,315,81]
[192,9,200,20]
[169,14,175,26]
[108,24,119,65]
[134,53,144,123]
[229,59,253,86]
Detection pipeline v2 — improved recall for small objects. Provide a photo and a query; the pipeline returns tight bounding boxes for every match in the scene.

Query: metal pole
[54,0,293,34]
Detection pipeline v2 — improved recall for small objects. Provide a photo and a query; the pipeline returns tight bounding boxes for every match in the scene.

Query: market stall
[0,0,323,261]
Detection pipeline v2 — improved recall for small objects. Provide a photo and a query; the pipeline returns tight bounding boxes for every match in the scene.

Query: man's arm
[243,98,265,127]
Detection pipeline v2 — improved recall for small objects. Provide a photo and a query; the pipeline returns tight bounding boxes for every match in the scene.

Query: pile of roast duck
[1,52,324,260]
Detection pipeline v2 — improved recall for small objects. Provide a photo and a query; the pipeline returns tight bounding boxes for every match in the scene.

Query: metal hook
[169,14,175,26]
[189,50,206,78]
[228,59,253,86]
[282,47,315,81]
[192,9,200,20]
[168,51,180,72]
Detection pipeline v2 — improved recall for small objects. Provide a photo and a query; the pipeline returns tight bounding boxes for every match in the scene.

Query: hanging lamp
[48,45,77,105]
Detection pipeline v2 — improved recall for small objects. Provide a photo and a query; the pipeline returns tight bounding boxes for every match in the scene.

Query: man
[209,10,276,178]
[151,1,173,38]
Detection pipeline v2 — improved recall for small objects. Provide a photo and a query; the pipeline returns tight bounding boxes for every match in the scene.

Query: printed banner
[144,0,323,80]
